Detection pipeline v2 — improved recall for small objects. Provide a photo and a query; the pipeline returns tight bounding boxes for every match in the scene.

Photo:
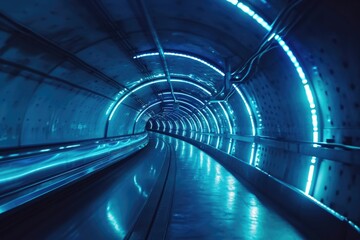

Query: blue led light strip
[226,0,319,194]
[159,92,221,134]
[218,102,233,134]
[133,53,235,136]
[162,99,208,132]
[178,106,199,132]
[135,101,162,123]
[233,85,256,136]
[155,120,160,130]
[134,52,225,76]
[108,79,212,121]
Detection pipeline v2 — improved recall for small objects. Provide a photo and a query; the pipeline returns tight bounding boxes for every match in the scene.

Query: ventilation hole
[324,186,327,190]
[342,61,349,69]
[335,190,339,196]
[348,196,352,203]
[329,166,332,171]
[330,69,335,75]
[339,170,343,176]
[320,198,324,203]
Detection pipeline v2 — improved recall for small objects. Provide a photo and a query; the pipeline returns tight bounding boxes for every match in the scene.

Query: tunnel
[0,0,359,239]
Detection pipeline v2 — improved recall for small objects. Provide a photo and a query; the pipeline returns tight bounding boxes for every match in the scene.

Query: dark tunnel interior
[0,0,359,239]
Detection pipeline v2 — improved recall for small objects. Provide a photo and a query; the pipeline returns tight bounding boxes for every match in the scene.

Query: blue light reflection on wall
[218,102,233,135]
[226,0,319,195]
[134,52,225,77]
[108,79,212,121]
[233,85,256,136]
[160,92,220,134]
[0,135,144,183]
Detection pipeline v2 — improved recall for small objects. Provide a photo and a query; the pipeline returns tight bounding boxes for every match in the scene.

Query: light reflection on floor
[161,134,304,240]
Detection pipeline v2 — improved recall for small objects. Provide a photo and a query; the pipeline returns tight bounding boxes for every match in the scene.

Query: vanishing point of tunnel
[0,0,359,239]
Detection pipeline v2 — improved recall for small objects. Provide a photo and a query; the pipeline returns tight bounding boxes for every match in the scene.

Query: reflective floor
[163,134,305,239]
[0,138,169,239]
[0,134,306,239]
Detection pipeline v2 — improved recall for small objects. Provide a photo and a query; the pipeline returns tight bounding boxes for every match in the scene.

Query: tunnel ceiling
[0,0,359,147]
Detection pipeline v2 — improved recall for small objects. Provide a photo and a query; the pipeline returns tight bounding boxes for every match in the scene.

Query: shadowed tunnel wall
[0,0,359,233]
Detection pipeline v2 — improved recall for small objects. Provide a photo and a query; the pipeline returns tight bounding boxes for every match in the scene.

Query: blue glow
[162,121,166,131]
[227,0,319,195]
[179,119,186,130]
[192,113,204,132]
[233,85,256,136]
[107,203,126,238]
[160,92,220,133]
[183,117,193,131]
[109,79,211,121]
[65,144,81,149]
[174,99,210,132]
[216,136,220,149]
[135,102,162,123]
[174,121,179,130]
[161,99,202,131]
[0,136,147,184]
[206,107,220,134]
[184,117,193,131]
[227,139,233,154]
[226,0,238,5]
[156,120,160,130]
[107,209,121,233]
[168,121,173,132]
[171,79,212,96]
[39,149,51,153]
[305,164,315,195]
[218,102,233,134]
[267,33,275,41]
[249,143,256,165]
[178,106,198,132]
[254,145,261,167]
[105,102,115,115]
[187,115,198,132]
[149,120,153,129]
[8,153,20,158]
[133,175,142,194]
[134,52,225,77]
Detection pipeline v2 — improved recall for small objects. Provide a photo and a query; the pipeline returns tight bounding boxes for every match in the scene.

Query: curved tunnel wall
[0,0,359,230]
